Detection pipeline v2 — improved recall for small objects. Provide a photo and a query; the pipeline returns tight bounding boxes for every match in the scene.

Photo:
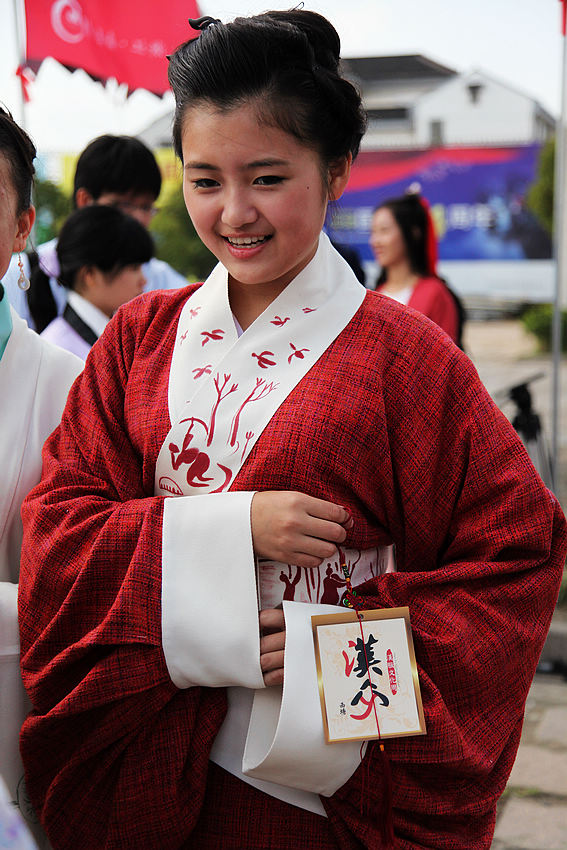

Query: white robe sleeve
[242,600,366,797]
[161,491,264,690]
[161,490,364,797]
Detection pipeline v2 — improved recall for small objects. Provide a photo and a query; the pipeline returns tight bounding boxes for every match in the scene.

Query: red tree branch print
[228,378,278,447]
[241,430,254,461]
[207,373,238,447]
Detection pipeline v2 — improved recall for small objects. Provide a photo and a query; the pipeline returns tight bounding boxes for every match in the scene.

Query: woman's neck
[382,260,418,293]
[228,279,286,331]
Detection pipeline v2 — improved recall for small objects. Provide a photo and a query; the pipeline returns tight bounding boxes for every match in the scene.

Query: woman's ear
[12,205,35,253]
[78,266,102,293]
[328,154,352,202]
[75,187,95,208]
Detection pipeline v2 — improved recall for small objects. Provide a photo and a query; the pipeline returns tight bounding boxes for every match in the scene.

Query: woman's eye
[192,178,219,189]
[254,175,284,186]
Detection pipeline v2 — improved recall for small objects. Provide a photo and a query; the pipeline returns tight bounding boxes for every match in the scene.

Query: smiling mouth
[224,235,272,247]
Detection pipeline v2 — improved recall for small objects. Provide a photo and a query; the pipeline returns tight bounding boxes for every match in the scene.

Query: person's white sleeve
[0,582,19,665]
[161,491,264,690]
[143,259,187,292]
[242,600,365,796]
[0,774,39,850]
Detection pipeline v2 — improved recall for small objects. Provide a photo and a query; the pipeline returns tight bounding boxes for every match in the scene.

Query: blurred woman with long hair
[370,191,465,346]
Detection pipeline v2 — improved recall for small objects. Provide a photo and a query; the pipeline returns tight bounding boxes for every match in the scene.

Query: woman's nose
[221,190,258,229]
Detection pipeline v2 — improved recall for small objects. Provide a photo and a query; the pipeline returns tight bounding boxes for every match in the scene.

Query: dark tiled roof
[341,55,457,83]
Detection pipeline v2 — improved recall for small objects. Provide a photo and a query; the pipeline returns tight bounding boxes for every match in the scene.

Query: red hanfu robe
[19,283,566,850]
[377,276,459,344]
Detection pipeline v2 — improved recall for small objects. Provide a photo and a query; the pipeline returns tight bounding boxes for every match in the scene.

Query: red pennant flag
[15,64,35,102]
[561,0,567,36]
[24,0,201,95]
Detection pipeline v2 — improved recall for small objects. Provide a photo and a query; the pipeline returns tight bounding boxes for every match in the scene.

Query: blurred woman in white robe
[0,107,82,846]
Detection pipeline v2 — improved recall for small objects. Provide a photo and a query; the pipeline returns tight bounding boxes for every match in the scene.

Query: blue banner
[327,144,551,264]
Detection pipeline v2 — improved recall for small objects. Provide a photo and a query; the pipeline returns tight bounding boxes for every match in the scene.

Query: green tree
[32,178,72,245]
[151,184,216,281]
[521,303,567,352]
[526,137,555,235]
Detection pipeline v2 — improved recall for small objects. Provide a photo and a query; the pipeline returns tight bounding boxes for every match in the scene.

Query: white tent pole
[551,20,567,497]
[12,0,27,129]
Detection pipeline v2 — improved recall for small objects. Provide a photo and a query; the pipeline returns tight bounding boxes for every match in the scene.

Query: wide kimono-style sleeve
[325,313,567,849]
[17,299,244,850]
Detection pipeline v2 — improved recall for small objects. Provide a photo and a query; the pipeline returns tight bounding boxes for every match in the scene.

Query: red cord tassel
[359,742,395,847]
[341,563,396,845]
[377,742,395,847]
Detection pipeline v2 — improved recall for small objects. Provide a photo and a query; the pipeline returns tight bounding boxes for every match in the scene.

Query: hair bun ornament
[188,16,221,31]
[405,182,422,197]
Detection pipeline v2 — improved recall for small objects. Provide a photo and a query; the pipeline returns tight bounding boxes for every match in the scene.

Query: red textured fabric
[185,763,343,849]
[388,276,459,343]
[19,284,566,850]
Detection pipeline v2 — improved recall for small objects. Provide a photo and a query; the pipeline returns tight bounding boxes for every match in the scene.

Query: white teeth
[226,236,268,246]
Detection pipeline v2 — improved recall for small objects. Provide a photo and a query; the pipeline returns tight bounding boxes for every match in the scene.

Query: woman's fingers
[259,609,286,686]
[298,515,348,547]
[259,608,285,631]
[251,490,354,566]
[260,647,285,672]
[263,666,284,687]
[308,497,353,532]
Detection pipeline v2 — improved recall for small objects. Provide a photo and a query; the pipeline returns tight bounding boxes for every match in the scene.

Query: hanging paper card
[312,607,426,744]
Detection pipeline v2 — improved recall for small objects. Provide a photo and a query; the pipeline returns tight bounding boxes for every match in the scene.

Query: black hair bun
[260,10,340,73]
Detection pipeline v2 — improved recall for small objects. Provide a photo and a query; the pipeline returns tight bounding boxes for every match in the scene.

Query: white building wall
[414,74,535,146]
[360,128,416,149]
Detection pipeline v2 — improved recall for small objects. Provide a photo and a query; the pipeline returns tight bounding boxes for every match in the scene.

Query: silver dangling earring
[17,253,30,290]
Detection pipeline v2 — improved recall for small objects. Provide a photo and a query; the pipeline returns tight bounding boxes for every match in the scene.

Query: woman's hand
[259,608,286,686]
[251,490,353,568]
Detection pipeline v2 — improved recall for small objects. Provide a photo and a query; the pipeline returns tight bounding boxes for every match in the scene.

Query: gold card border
[311,606,427,744]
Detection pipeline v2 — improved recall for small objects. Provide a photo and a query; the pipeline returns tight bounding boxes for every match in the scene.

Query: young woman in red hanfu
[18,11,566,850]
[370,192,464,346]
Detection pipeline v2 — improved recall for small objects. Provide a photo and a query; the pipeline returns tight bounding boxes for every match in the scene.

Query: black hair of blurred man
[73,135,162,229]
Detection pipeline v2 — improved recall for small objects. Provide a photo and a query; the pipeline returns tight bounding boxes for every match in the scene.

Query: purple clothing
[40,318,92,361]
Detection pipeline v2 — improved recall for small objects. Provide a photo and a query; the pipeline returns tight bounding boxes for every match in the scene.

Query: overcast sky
[0,0,564,155]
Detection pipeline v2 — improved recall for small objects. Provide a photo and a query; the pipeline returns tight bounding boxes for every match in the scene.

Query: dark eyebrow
[184,162,217,170]
[184,158,291,171]
[246,158,290,169]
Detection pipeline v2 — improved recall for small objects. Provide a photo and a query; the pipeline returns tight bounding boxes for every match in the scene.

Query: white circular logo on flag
[51,0,86,44]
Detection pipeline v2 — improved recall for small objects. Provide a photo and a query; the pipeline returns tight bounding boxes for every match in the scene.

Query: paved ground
[491,673,567,850]
[464,320,567,850]
[464,320,567,502]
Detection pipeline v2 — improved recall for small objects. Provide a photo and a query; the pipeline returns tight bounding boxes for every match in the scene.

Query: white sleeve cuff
[161,491,264,690]
[242,600,365,796]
